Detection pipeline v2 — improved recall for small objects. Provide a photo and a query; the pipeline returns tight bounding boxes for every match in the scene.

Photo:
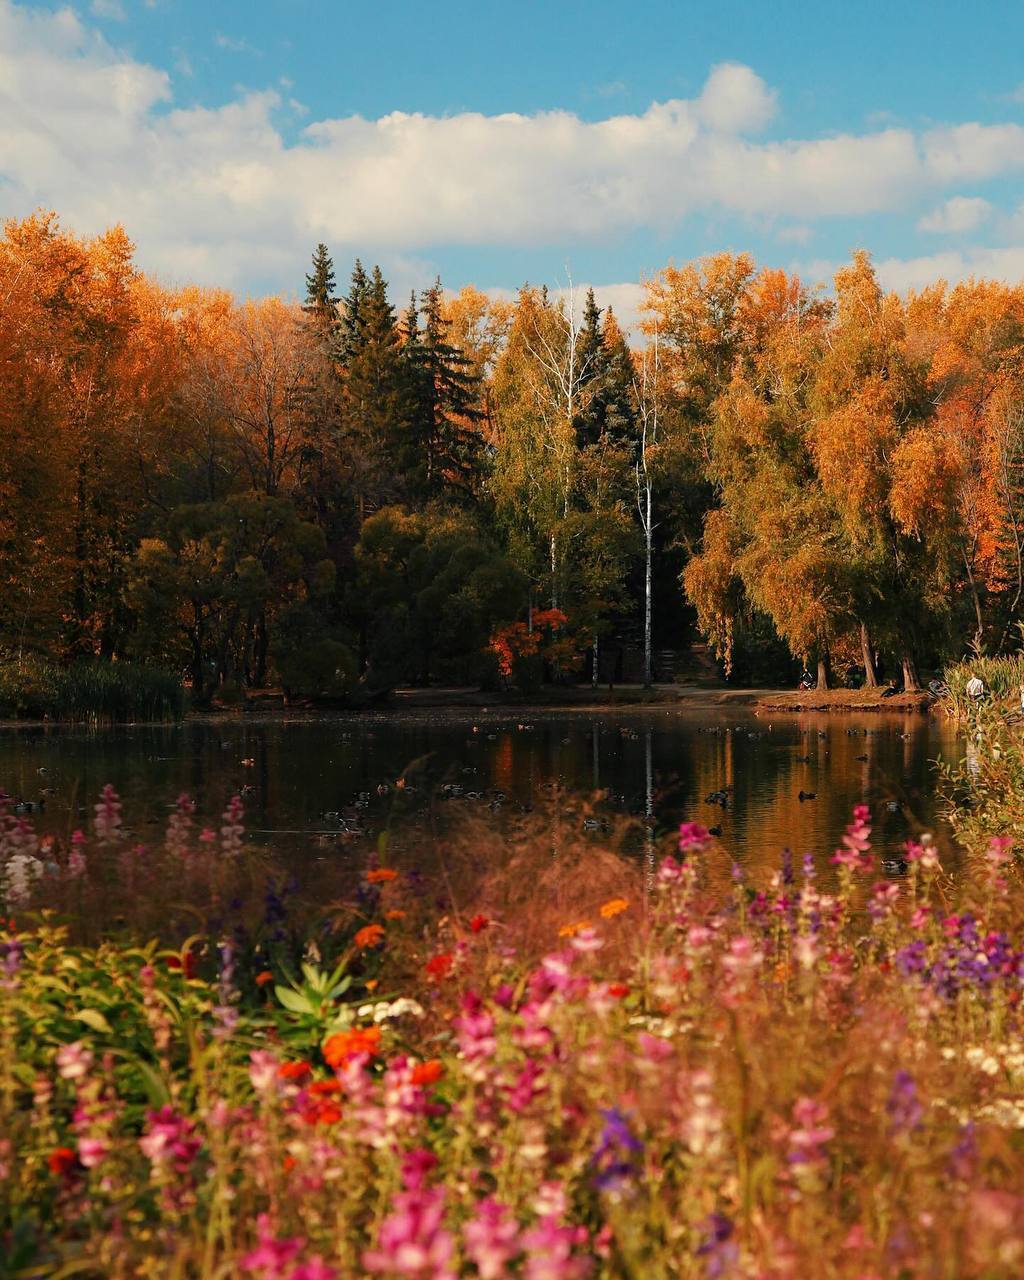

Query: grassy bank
[3,787,1024,1276]
[0,658,185,723]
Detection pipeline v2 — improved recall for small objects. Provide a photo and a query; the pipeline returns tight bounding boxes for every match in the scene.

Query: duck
[798,790,816,802]
[795,754,811,764]
[854,753,868,762]
[705,790,729,807]
[708,825,723,837]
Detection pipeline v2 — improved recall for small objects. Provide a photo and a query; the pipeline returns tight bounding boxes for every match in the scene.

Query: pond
[0,703,964,879]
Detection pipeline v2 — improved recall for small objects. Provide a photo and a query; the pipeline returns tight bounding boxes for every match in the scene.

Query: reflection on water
[0,706,964,877]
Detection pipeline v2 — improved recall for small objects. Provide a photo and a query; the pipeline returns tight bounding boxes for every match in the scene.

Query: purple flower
[887,1070,923,1134]
[591,1107,643,1191]
[696,1213,739,1278]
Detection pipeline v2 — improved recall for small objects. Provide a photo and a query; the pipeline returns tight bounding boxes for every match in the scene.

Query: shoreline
[754,688,934,714]
[0,683,946,727]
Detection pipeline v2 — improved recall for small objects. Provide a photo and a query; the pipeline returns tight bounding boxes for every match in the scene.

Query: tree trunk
[859,621,879,687]
[643,484,653,689]
[253,611,269,688]
[592,634,599,688]
[816,655,830,690]
[901,651,920,692]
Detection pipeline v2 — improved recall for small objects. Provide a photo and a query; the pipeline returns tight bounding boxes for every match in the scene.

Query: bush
[0,658,184,723]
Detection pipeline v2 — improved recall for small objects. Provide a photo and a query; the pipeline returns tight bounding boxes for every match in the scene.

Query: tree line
[2,212,1024,699]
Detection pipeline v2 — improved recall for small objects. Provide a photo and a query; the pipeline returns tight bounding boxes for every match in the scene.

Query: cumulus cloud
[917,195,992,234]
[4,0,1024,296]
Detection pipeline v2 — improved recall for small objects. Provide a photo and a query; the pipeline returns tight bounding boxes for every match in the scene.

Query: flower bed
[3,793,1024,1276]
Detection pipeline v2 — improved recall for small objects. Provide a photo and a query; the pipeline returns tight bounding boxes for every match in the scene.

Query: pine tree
[304,243,338,323]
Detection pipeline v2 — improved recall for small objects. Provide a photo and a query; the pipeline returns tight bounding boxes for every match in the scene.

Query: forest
[3,211,1024,705]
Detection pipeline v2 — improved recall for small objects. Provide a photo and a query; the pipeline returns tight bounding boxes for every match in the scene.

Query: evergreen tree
[405,277,484,501]
[304,243,338,323]
[340,265,416,513]
[335,259,370,364]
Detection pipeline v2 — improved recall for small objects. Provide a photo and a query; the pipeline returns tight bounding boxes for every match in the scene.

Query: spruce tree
[304,243,338,323]
[335,259,370,364]
[407,277,484,500]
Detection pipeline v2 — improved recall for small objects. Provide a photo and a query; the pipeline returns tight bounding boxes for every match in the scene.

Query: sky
[4,0,1024,328]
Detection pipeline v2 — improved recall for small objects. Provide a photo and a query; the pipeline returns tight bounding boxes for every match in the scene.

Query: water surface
[0,705,963,877]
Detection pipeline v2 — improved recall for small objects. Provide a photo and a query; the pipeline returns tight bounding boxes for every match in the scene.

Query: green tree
[304,244,338,326]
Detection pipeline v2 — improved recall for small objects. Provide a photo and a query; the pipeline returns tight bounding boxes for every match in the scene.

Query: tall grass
[0,657,185,722]
[942,653,1024,719]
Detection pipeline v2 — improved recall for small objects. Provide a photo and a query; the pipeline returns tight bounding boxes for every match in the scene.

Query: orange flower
[424,952,454,980]
[354,923,385,949]
[254,969,274,987]
[470,913,490,933]
[282,1155,297,1172]
[411,1059,444,1086]
[599,897,629,920]
[385,910,407,921]
[277,1060,311,1081]
[365,978,379,991]
[558,920,591,938]
[323,1025,382,1068]
[48,1146,77,1176]
[366,868,398,884]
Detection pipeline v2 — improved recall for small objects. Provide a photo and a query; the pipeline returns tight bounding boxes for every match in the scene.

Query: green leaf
[72,1008,113,1035]
[134,1059,171,1109]
[274,986,313,1015]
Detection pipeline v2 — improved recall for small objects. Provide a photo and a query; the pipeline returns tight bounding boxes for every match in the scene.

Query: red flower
[425,952,454,980]
[607,983,630,998]
[48,1147,77,1177]
[277,1059,311,1081]
[254,969,274,987]
[165,949,198,979]
[301,1100,342,1126]
[411,1059,444,1086]
[309,1079,343,1097]
[470,914,490,933]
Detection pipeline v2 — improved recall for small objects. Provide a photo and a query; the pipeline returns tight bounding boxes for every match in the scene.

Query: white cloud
[5,1,1024,297]
[874,245,1024,293]
[696,62,777,134]
[90,0,125,19]
[917,195,992,234]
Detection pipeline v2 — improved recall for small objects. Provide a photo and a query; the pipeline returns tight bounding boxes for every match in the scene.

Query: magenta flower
[520,1216,591,1280]
[679,822,712,853]
[77,1136,108,1169]
[363,1186,456,1278]
[139,1105,202,1173]
[831,804,872,871]
[463,1198,521,1279]
[787,1096,834,1167]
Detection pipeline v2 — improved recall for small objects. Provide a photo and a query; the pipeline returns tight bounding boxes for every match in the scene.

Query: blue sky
[4,0,1024,322]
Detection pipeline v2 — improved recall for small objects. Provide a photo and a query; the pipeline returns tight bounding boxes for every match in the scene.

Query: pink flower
[722,936,762,979]
[453,992,497,1061]
[788,1096,834,1168]
[521,1216,592,1280]
[249,1050,280,1094]
[241,1215,305,1277]
[139,1105,202,1173]
[363,1186,456,1278]
[56,1042,93,1082]
[569,927,603,954]
[464,1198,521,1279]
[831,805,872,871]
[77,1136,108,1169]
[93,784,123,844]
[678,821,712,853]
[986,835,1013,868]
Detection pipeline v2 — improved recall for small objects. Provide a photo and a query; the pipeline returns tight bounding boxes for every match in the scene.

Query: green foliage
[354,505,526,688]
[0,658,184,722]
